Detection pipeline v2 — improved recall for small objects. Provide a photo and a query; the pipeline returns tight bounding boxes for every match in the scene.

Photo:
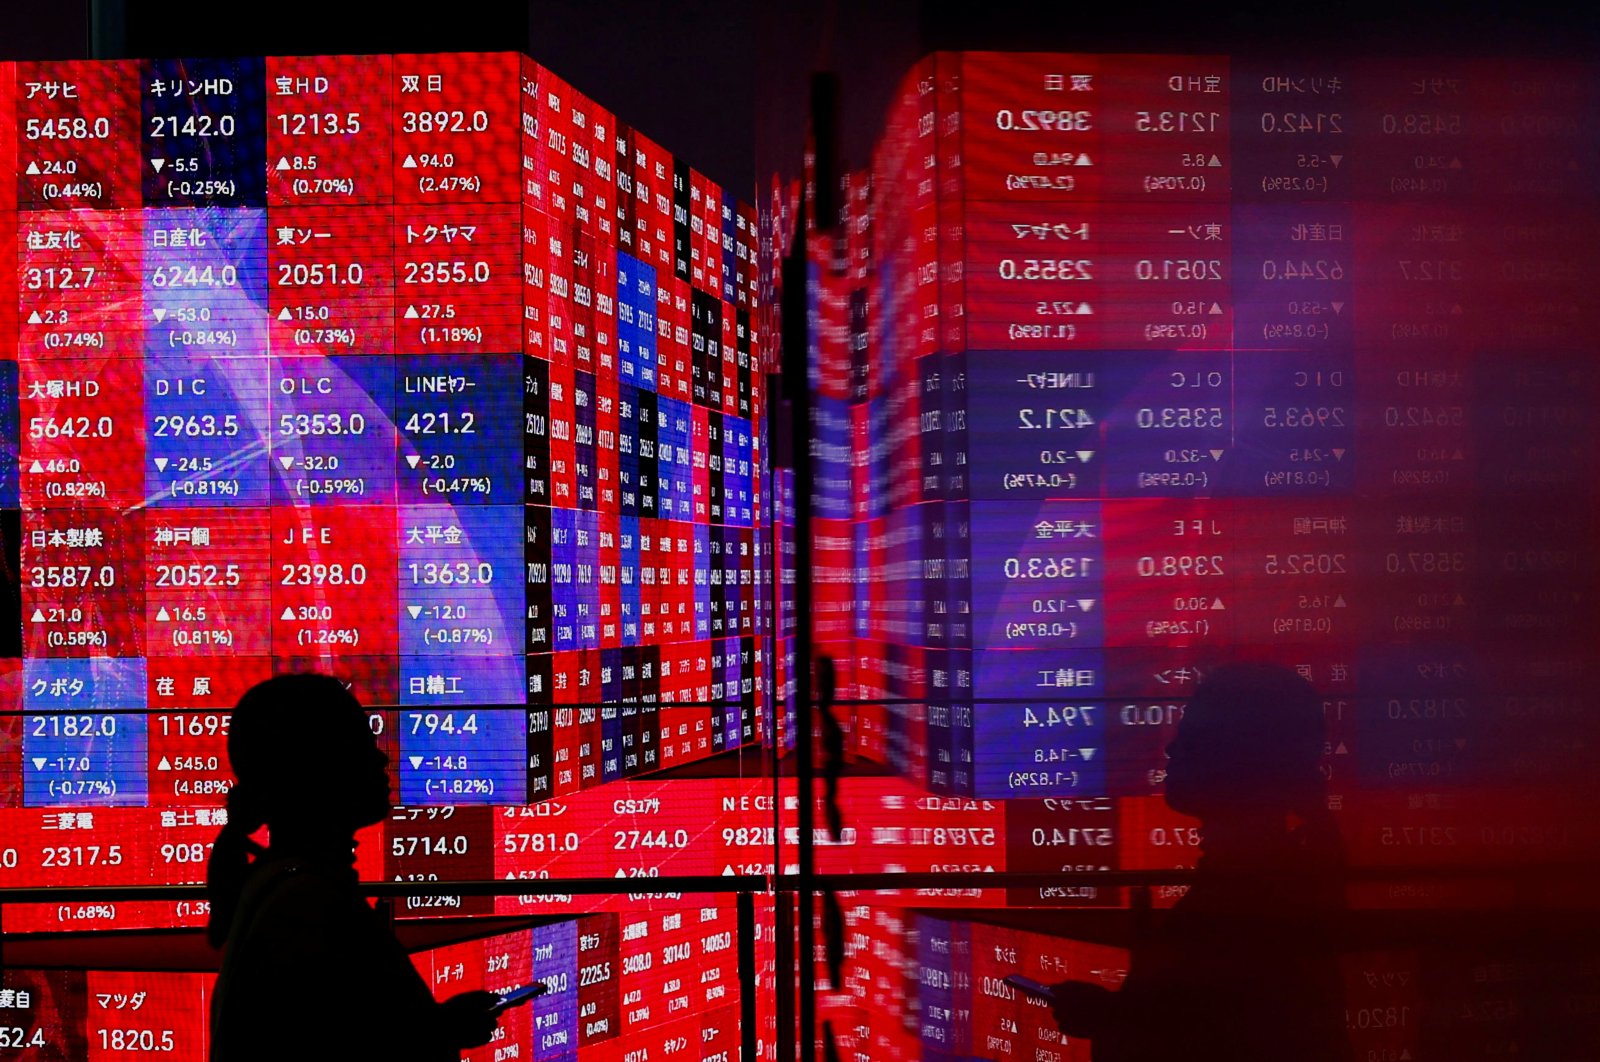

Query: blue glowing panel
[812,396,851,520]
[973,700,1108,799]
[0,362,19,506]
[142,57,266,207]
[144,353,270,506]
[970,501,1104,652]
[617,382,638,517]
[1225,350,1354,494]
[573,508,600,651]
[574,369,597,512]
[1100,352,1232,497]
[22,658,148,806]
[1231,203,1353,353]
[398,503,522,655]
[620,515,641,648]
[693,524,711,642]
[269,354,396,504]
[397,672,526,805]
[395,354,522,505]
[966,351,1104,501]
[550,508,577,653]
[531,919,579,1057]
[143,208,268,358]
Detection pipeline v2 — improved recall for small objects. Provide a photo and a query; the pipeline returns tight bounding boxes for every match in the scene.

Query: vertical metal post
[738,889,759,1062]
[775,892,794,1062]
[88,0,126,58]
[790,71,840,1062]
[761,386,790,1062]
[777,178,812,1062]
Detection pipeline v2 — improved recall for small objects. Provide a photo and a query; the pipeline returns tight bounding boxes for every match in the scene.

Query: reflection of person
[817,655,846,841]
[207,674,503,1062]
[1049,662,1349,1061]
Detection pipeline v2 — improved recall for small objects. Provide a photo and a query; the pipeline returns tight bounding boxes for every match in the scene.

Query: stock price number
[1261,553,1347,575]
[997,259,1092,282]
[0,1027,47,1049]
[160,841,214,864]
[28,565,117,589]
[40,844,124,867]
[1261,406,1346,428]
[404,411,476,435]
[994,109,1092,131]
[1135,554,1224,577]
[390,835,470,857]
[401,110,490,134]
[1381,113,1462,136]
[23,265,96,290]
[31,714,116,738]
[1018,408,1094,430]
[409,712,478,736]
[1120,703,1183,725]
[153,413,241,438]
[1021,704,1096,727]
[97,1028,178,1052]
[278,411,366,436]
[24,116,112,140]
[1135,407,1224,429]
[150,264,238,289]
[1148,826,1202,847]
[1135,110,1220,134]
[1258,112,1344,134]
[1134,259,1222,282]
[29,415,113,440]
[150,114,235,138]
[277,262,367,287]
[277,111,363,135]
[407,562,494,586]
[1260,259,1344,281]
[614,828,690,850]
[502,831,580,853]
[721,826,777,846]
[1029,826,1113,846]
[1385,551,1467,574]
[154,563,242,588]
[157,713,230,737]
[1003,555,1094,580]
[402,260,491,285]
[279,562,368,586]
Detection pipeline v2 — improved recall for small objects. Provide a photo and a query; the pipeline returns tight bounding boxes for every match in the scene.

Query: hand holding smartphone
[1003,975,1057,1002]
[494,982,549,1009]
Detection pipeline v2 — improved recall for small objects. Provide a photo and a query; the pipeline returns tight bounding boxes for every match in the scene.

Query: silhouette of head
[1164,662,1325,821]
[227,673,391,835]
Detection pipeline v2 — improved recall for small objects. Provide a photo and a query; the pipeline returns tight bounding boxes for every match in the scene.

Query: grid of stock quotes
[0,45,1597,1062]
[784,51,1598,1061]
[0,52,776,945]
[6,901,750,1062]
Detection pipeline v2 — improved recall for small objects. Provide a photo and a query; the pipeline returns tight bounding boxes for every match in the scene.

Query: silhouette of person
[1048,661,1349,1061]
[207,674,504,1062]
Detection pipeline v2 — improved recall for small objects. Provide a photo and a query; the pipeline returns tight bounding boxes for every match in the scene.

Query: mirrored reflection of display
[791,51,1598,1061]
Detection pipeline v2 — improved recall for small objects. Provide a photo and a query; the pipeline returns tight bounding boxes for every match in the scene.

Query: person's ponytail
[206,782,268,948]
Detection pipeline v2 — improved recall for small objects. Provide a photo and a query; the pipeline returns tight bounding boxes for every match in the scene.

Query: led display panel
[0,55,771,947]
